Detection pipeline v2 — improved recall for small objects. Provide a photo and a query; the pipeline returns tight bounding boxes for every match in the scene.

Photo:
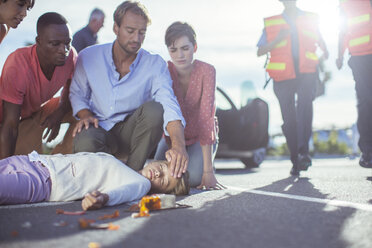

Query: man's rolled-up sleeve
[69,56,92,118]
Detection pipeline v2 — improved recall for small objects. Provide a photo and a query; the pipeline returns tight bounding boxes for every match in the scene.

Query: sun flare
[298,0,340,43]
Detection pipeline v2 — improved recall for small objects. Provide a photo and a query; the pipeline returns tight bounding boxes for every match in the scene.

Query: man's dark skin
[0,23,72,159]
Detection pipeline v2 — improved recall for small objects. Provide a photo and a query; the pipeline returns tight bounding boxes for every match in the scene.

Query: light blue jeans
[154,139,217,187]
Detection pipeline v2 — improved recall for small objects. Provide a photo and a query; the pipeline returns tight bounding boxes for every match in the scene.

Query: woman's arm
[197,144,224,190]
[198,64,217,146]
[197,65,224,189]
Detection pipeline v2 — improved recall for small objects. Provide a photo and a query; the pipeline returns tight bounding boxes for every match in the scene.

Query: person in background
[0,12,77,159]
[69,1,188,177]
[0,0,35,44]
[72,8,105,53]
[336,0,372,169]
[0,151,189,210]
[155,22,223,190]
[257,0,328,176]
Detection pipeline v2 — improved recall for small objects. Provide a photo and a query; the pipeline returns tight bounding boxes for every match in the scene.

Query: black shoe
[290,166,299,176]
[298,154,312,171]
[359,153,372,168]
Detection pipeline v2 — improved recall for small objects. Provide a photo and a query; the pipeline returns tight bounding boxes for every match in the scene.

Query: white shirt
[29,151,150,206]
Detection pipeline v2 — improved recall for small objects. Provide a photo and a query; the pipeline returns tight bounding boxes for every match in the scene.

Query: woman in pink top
[155,22,224,189]
[0,0,34,44]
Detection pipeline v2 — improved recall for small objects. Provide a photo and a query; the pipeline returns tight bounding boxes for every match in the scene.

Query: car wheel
[240,148,266,168]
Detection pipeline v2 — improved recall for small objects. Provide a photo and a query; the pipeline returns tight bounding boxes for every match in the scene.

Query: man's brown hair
[113,1,151,27]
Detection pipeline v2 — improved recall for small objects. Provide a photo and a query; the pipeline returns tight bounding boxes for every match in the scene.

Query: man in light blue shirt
[69,1,188,178]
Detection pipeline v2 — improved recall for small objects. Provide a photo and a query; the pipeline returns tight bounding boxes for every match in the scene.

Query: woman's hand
[197,171,225,190]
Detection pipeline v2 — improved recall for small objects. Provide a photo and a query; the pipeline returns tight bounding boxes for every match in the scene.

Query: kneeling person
[0,12,77,159]
[0,152,189,210]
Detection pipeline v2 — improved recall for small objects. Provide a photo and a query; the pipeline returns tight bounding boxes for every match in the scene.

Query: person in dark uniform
[257,0,328,175]
[336,0,372,169]
[72,8,105,53]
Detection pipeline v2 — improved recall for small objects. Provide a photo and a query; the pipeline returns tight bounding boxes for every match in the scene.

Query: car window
[216,89,233,110]
[240,80,257,107]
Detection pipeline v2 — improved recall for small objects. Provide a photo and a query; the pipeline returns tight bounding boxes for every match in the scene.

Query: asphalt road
[1,157,371,248]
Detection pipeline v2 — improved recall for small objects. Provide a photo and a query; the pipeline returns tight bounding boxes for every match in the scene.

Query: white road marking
[228,186,372,212]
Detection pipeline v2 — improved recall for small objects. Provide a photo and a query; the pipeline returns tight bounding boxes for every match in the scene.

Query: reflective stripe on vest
[348,14,370,27]
[340,0,372,55]
[275,40,288,48]
[349,34,370,47]
[302,30,318,41]
[305,52,318,61]
[264,18,286,27]
[266,62,286,71]
[264,12,320,81]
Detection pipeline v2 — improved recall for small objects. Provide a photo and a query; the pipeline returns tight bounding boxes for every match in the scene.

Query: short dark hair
[36,12,68,36]
[1,0,35,9]
[113,1,151,27]
[165,21,196,47]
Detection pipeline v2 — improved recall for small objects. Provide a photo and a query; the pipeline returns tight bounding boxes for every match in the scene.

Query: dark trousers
[273,73,316,166]
[73,101,164,171]
[348,55,372,154]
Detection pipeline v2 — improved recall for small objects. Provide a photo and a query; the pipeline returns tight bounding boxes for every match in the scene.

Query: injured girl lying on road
[0,151,189,210]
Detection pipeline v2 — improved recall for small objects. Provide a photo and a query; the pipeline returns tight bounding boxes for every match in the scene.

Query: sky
[0,0,357,135]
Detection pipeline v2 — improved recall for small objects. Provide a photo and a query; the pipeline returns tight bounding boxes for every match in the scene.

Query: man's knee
[73,127,110,153]
[141,101,164,128]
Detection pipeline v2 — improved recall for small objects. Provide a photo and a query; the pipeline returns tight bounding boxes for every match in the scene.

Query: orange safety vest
[264,12,320,82]
[340,0,372,56]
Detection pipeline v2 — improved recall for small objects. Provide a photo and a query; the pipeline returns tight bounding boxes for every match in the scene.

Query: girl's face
[140,161,178,194]
[0,0,31,28]
[167,35,196,70]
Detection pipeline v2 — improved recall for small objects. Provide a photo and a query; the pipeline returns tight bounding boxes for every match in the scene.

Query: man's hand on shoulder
[82,190,109,211]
